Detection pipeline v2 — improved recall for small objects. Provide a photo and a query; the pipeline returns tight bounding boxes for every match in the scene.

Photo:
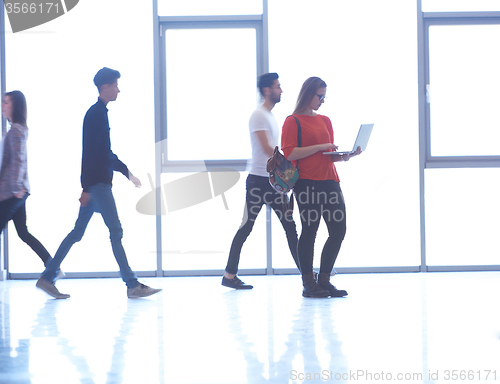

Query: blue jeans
[42,183,139,288]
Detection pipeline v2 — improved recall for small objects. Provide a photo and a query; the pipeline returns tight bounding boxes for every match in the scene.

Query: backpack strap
[289,115,302,169]
[288,115,302,169]
[291,115,302,147]
[283,115,302,217]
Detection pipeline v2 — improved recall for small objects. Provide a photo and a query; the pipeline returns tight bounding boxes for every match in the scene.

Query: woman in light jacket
[0,90,53,267]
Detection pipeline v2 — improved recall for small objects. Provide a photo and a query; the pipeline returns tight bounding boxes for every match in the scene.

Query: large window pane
[165,28,255,161]
[6,0,156,273]
[270,0,420,268]
[161,171,267,271]
[429,25,500,156]
[423,0,500,12]
[425,168,500,266]
[158,0,262,17]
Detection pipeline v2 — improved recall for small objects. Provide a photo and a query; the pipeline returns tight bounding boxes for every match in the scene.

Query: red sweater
[281,114,340,182]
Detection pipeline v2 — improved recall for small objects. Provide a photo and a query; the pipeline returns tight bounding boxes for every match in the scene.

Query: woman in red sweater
[281,77,360,298]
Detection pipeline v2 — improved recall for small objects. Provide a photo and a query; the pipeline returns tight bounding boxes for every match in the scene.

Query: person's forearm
[287,145,325,161]
[255,131,275,157]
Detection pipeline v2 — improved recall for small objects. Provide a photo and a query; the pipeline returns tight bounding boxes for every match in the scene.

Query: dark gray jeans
[225,174,299,274]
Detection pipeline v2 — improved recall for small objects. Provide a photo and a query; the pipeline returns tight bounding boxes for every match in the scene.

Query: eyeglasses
[316,94,326,102]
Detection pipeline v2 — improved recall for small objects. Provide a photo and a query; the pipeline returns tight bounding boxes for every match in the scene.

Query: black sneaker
[317,272,348,297]
[221,276,253,290]
[302,285,330,298]
[324,285,348,297]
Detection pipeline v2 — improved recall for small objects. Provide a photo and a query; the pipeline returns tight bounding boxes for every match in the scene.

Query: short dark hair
[93,67,121,90]
[5,90,27,126]
[257,72,279,97]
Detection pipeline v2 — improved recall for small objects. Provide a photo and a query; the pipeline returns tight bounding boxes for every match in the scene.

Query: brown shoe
[36,277,70,299]
[127,283,162,299]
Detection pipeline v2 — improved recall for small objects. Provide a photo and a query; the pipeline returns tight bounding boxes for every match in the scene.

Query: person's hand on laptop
[350,146,362,158]
[326,145,362,162]
[341,146,362,162]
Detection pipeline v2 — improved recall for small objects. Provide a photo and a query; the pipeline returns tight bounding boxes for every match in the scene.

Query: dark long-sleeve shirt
[81,98,129,192]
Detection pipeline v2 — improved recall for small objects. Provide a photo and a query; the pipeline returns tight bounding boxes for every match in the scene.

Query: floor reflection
[268,298,348,383]
[30,299,95,383]
[0,273,499,384]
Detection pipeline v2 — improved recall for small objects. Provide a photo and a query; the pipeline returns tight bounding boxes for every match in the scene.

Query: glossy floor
[1,272,500,384]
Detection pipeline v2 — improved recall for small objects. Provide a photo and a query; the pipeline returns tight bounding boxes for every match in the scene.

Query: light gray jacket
[0,123,30,201]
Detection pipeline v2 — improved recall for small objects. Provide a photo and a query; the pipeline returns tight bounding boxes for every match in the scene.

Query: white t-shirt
[247,104,279,177]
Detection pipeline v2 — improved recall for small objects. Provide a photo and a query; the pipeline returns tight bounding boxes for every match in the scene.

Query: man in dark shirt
[36,67,161,299]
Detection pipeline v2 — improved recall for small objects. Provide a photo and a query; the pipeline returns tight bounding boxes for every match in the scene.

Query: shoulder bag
[266,115,302,217]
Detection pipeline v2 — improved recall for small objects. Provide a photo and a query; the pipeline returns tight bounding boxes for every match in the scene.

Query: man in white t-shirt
[222,73,300,289]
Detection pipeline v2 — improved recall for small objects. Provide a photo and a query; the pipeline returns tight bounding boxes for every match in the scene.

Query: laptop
[323,123,374,155]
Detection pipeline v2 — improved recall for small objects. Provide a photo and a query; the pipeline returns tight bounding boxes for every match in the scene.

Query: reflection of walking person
[282,77,361,298]
[222,73,300,289]
[0,90,53,268]
[36,67,161,299]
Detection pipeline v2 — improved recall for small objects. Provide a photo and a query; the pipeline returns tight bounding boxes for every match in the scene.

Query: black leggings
[294,179,346,275]
[0,195,52,266]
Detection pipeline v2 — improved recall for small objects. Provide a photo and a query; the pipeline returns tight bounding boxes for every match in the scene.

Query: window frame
[421,11,500,170]
[418,9,500,272]
[158,15,268,173]
[153,6,271,276]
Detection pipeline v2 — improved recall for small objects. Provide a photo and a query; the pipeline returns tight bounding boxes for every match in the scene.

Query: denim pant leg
[266,188,299,270]
[90,184,138,288]
[42,203,94,282]
[225,174,266,274]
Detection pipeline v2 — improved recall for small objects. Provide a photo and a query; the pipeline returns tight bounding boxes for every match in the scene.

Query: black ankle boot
[301,273,329,298]
[317,273,348,297]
